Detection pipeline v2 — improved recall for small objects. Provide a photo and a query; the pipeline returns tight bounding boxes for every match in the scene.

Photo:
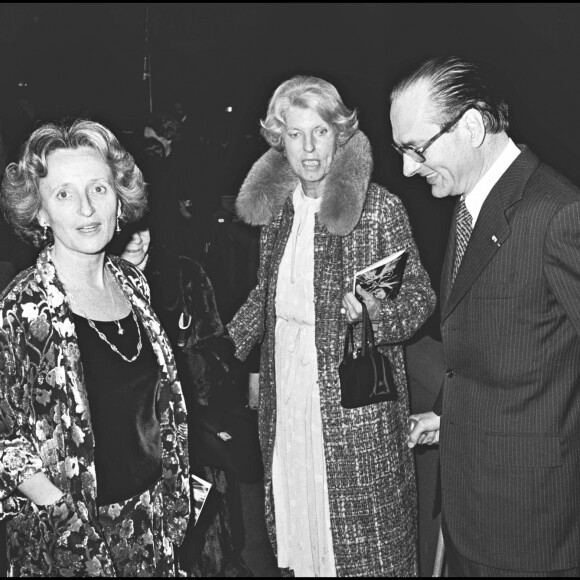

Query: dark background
[0,6,577,574]
[2,3,578,175]
[1,2,579,299]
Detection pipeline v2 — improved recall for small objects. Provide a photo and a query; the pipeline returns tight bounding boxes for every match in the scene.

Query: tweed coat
[228,130,436,576]
[438,146,580,572]
[0,247,190,576]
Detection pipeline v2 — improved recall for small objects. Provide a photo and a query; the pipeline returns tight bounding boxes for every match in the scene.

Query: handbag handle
[177,256,196,348]
[343,322,355,359]
[343,301,377,359]
[360,301,377,355]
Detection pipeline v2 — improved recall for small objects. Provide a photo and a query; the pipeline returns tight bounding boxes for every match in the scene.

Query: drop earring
[42,223,48,241]
[116,215,121,233]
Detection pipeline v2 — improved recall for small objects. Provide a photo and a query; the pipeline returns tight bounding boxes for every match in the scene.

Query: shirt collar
[463,138,521,225]
[293,182,322,212]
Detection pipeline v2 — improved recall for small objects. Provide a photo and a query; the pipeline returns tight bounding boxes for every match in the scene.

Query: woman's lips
[77,222,101,233]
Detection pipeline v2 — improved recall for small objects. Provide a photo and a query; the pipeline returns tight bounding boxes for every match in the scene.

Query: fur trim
[236,130,373,236]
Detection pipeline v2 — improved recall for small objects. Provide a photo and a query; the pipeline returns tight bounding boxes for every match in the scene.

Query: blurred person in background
[116,218,256,577]
[144,110,181,158]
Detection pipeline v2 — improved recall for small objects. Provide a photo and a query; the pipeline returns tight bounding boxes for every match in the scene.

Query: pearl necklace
[62,270,143,363]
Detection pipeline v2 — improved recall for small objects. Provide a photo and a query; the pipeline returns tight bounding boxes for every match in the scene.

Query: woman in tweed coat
[228,76,436,577]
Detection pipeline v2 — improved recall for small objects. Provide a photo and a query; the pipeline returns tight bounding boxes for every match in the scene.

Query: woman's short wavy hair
[260,76,359,151]
[0,119,147,248]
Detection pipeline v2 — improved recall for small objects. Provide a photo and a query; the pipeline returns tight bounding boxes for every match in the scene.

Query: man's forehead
[391,81,435,141]
[393,81,432,119]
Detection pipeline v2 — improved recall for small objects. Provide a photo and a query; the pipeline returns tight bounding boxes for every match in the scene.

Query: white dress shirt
[463,138,521,226]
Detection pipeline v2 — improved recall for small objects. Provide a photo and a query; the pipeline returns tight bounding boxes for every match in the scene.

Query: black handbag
[338,301,398,409]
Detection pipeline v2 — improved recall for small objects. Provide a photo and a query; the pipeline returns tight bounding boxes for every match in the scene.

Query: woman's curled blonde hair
[260,75,359,151]
[0,118,147,248]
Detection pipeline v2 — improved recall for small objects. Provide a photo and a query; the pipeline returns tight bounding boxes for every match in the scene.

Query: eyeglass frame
[391,108,470,164]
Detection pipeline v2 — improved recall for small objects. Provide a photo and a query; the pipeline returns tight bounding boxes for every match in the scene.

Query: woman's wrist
[32,491,71,514]
[17,472,65,506]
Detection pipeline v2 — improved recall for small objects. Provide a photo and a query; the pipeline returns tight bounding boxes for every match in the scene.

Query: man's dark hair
[391,56,509,134]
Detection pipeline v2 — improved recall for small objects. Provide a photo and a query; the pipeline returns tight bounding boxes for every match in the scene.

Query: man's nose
[403,153,422,177]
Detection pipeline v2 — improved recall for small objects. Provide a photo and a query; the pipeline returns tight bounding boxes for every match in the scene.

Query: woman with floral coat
[0,119,190,576]
[228,76,436,576]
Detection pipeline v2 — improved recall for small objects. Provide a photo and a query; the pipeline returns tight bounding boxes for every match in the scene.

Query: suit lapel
[441,146,540,322]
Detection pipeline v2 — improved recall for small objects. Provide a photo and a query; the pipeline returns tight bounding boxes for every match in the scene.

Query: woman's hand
[19,476,113,575]
[34,491,114,576]
[17,472,65,506]
[341,285,381,324]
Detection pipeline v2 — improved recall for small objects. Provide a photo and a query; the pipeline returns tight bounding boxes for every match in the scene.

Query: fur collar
[236,130,373,236]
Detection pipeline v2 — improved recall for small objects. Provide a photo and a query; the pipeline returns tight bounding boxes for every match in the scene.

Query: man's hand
[407,411,440,448]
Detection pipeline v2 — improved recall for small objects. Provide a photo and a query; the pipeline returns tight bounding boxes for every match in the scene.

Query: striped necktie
[452,196,472,283]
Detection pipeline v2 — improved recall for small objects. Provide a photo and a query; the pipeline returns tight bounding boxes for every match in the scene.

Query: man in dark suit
[390,56,580,576]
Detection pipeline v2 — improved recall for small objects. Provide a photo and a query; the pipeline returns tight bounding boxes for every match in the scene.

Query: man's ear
[463,108,486,148]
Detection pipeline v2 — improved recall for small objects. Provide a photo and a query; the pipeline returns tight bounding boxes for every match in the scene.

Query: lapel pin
[491,235,501,247]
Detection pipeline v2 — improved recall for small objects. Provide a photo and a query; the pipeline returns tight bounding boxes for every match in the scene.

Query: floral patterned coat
[0,247,190,576]
[228,131,436,576]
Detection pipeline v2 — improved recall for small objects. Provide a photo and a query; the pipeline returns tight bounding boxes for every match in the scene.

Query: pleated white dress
[272,184,337,577]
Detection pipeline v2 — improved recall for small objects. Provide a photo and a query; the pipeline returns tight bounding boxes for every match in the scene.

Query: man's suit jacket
[438,146,580,572]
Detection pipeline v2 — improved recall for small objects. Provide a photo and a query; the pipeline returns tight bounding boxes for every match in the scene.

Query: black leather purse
[339,302,398,409]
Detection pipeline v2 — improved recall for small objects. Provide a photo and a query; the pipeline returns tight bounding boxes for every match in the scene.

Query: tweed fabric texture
[438,146,580,572]
[228,133,436,577]
[452,197,472,283]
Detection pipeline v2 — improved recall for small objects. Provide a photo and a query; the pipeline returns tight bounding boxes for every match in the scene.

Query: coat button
[446,369,454,378]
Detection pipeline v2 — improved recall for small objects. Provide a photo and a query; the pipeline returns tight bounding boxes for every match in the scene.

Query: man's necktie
[452,196,472,283]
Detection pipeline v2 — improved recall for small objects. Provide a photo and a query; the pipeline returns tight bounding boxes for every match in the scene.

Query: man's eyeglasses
[392,109,468,164]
